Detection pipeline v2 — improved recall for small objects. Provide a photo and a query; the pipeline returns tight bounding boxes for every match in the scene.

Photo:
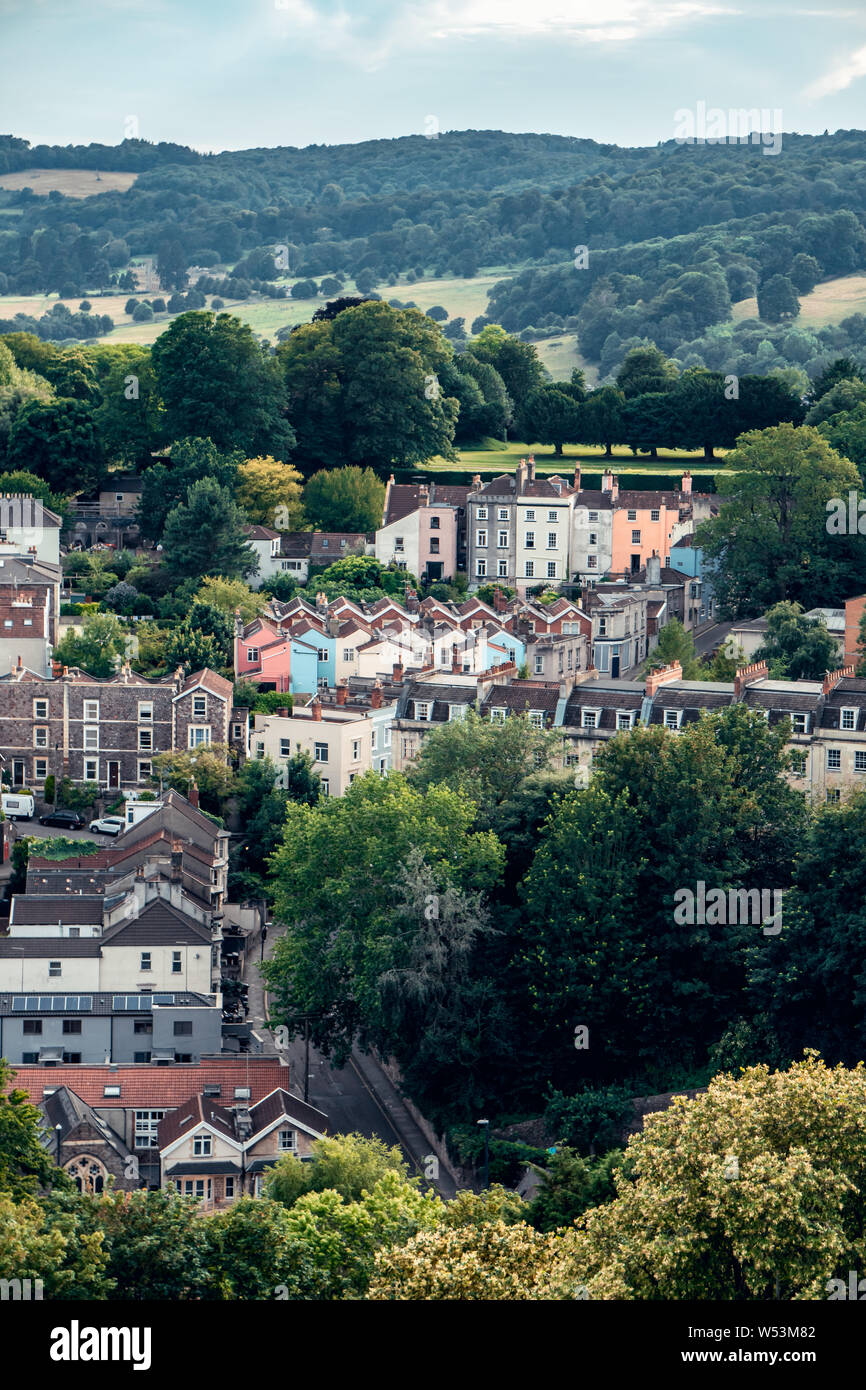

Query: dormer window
[582,710,597,729]
[663,709,681,730]
[791,712,808,734]
[490,708,506,724]
[617,712,634,730]
[841,707,857,730]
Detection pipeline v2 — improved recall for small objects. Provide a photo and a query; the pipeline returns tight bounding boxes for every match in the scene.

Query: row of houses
[6,1057,327,1206]
[242,460,716,595]
[243,658,866,805]
[0,663,243,793]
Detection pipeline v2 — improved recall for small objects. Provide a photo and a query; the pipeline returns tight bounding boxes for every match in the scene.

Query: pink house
[234,617,292,692]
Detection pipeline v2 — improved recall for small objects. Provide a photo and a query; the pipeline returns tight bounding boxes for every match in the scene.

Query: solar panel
[137,995,153,1010]
[52,998,66,1011]
[11,997,25,1011]
[152,994,174,1005]
[39,997,53,1011]
[113,995,126,1010]
[25,996,39,1010]
[78,997,93,1012]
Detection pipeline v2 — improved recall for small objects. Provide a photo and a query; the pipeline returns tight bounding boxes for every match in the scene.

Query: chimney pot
[187,782,199,808]
[336,684,347,705]
[370,682,383,709]
[310,698,323,721]
[393,662,403,682]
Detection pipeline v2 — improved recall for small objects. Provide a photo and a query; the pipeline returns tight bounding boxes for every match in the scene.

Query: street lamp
[477,1118,490,1190]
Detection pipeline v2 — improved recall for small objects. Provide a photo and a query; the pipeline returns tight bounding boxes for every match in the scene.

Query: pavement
[243,921,458,1197]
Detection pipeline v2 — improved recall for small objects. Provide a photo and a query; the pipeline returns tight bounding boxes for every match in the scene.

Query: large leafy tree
[53,611,126,678]
[278,300,458,469]
[695,423,866,616]
[236,455,305,529]
[229,753,319,897]
[262,773,504,1063]
[138,436,244,544]
[303,466,385,532]
[755,600,840,679]
[0,1059,65,1197]
[151,311,295,459]
[91,345,162,466]
[573,1056,866,1300]
[748,792,866,1069]
[407,708,560,830]
[6,398,105,494]
[518,708,806,1087]
[162,478,258,585]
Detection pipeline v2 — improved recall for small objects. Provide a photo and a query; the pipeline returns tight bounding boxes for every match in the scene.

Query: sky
[1,0,865,154]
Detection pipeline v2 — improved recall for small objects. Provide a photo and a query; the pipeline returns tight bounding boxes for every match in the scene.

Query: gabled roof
[248,1086,328,1139]
[177,668,232,701]
[100,898,212,948]
[243,524,280,542]
[157,1093,238,1149]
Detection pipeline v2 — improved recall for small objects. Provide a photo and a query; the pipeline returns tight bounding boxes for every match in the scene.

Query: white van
[2,792,35,821]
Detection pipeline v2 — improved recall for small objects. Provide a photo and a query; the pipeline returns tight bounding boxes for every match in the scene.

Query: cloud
[805,45,866,100]
[424,0,735,43]
[268,0,736,69]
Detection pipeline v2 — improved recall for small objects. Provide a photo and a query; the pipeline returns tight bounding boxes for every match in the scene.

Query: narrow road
[694,620,733,657]
[243,923,458,1197]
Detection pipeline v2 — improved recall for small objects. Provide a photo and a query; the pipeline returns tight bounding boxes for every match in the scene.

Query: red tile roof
[6,1058,287,1108]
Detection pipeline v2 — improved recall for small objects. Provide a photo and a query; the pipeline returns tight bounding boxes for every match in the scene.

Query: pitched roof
[100,898,212,947]
[6,1058,287,1108]
[157,1092,238,1148]
[243,524,280,541]
[248,1086,328,1138]
[178,668,232,700]
[10,895,104,926]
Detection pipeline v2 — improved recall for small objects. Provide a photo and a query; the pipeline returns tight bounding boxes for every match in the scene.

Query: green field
[732,272,866,329]
[535,333,599,385]
[428,441,731,480]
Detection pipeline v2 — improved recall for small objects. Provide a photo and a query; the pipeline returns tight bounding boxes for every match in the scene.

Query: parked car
[1,792,35,821]
[88,815,124,837]
[38,810,85,829]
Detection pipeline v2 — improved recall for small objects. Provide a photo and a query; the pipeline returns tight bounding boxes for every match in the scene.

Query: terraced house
[0,663,231,792]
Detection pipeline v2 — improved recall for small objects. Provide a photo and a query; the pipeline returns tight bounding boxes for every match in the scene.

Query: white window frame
[138,701,153,722]
[33,727,48,748]
[83,725,99,751]
[84,758,99,782]
[192,694,208,719]
[314,742,329,762]
[33,698,49,720]
[841,707,856,730]
[188,726,211,748]
[83,700,99,723]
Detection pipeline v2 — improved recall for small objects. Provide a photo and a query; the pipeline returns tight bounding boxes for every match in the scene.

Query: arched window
[64,1156,106,1194]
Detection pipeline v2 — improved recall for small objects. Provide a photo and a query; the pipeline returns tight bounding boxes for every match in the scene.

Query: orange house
[608,472,695,576]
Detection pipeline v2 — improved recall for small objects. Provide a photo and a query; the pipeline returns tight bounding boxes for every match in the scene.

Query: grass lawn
[731,273,866,330]
[0,168,137,197]
[451,441,725,474]
[535,333,599,385]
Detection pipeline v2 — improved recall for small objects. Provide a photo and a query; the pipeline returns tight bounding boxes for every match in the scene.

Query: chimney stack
[336,684,348,705]
[573,465,581,493]
[393,662,404,683]
[610,475,619,503]
[646,551,661,585]
[451,644,461,674]
[822,665,854,695]
[645,661,683,697]
[370,682,383,709]
[733,661,769,698]
[471,474,482,489]
[527,455,536,483]
[310,698,323,721]
[493,587,508,613]
[188,781,199,808]
[419,485,430,508]
[602,469,613,492]
[52,660,61,679]
[277,707,290,718]
[516,458,528,493]
[681,470,693,495]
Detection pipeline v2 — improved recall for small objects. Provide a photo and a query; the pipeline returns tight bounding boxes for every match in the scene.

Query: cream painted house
[251,690,399,795]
